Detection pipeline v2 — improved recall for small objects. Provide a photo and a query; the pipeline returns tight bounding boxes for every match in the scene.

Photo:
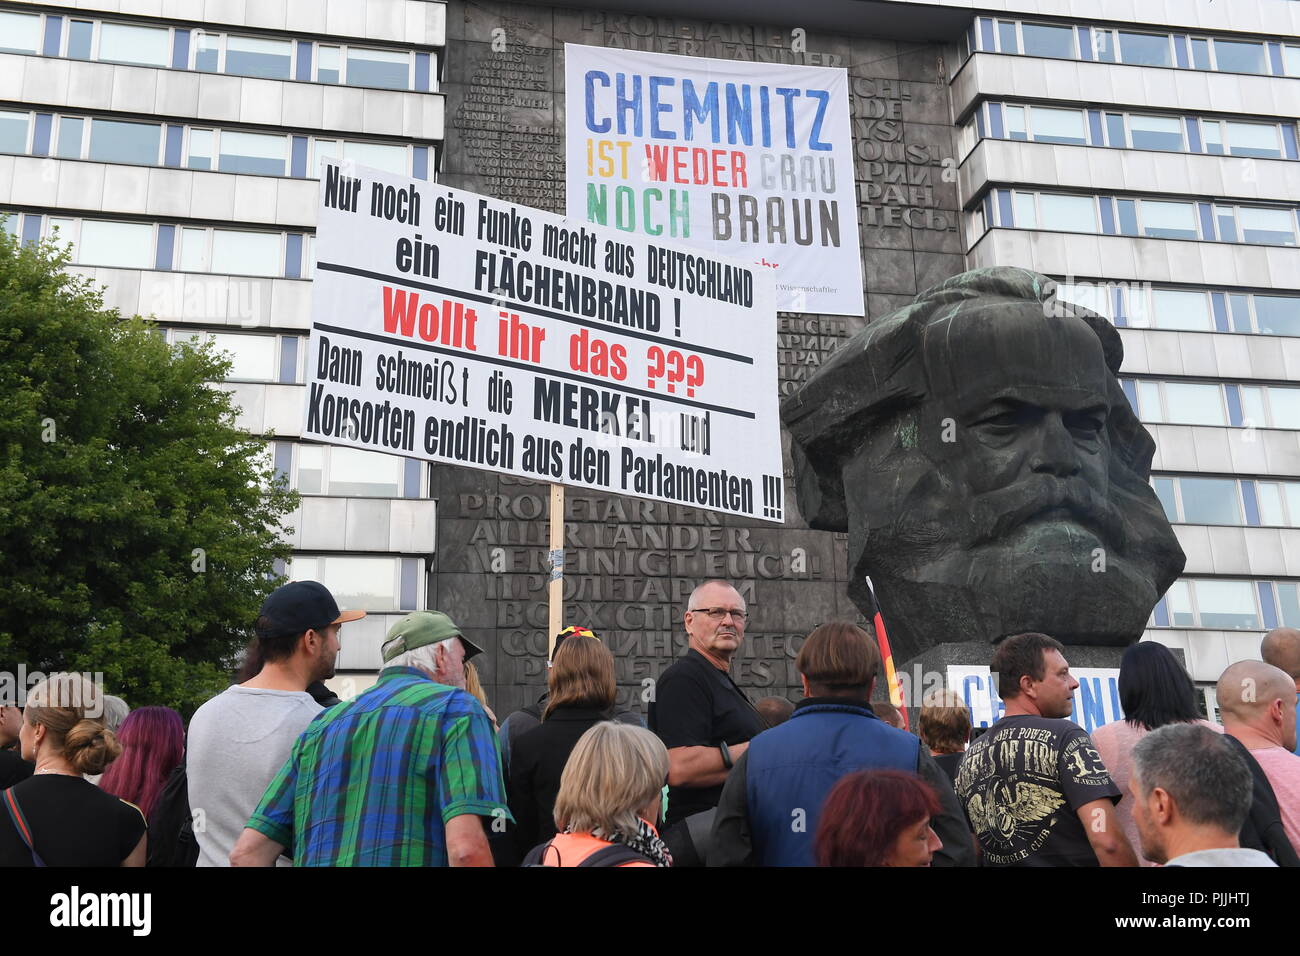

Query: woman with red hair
[98,706,184,821]
[815,769,944,867]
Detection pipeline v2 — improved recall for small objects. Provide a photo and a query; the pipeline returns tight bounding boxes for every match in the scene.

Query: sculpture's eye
[972,405,1030,432]
[1064,409,1106,438]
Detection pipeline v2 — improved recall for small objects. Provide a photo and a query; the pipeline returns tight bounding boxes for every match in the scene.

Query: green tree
[0,227,298,713]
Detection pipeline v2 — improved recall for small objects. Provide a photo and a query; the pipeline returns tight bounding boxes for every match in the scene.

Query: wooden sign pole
[547,482,565,659]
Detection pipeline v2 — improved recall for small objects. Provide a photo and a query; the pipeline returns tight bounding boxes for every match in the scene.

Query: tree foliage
[0,227,297,713]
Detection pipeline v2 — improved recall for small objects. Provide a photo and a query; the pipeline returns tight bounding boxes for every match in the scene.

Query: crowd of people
[1,577,1298,868]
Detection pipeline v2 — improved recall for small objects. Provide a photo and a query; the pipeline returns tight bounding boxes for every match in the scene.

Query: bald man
[1218,660,1300,858]
[1261,628,1300,756]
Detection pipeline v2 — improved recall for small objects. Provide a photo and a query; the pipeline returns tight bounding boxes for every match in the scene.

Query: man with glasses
[649,580,765,826]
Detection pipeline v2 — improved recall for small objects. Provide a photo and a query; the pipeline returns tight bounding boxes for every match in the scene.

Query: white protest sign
[948,666,1124,734]
[564,43,864,317]
[304,161,785,522]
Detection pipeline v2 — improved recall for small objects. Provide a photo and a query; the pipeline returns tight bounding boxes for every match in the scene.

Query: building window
[1140,200,1199,240]
[46,218,155,269]
[288,555,403,610]
[177,226,291,277]
[1176,477,1243,525]
[208,229,281,277]
[0,110,31,154]
[0,11,42,54]
[1236,207,1297,245]
[172,330,281,381]
[1143,288,1213,331]
[1039,194,1097,232]
[225,35,292,80]
[1254,295,1300,336]
[1131,381,1226,426]
[1257,482,1300,527]
[195,32,293,80]
[87,119,163,166]
[54,116,85,158]
[66,19,92,59]
[1211,38,1268,75]
[1117,31,1172,67]
[316,45,341,83]
[1128,114,1184,152]
[1223,121,1283,159]
[1053,282,1111,319]
[217,130,289,176]
[312,139,409,175]
[1284,45,1300,78]
[996,21,1019,55]
[346,47,410,89]
[97,22,170,67]
[185,129,214,170]
[1029,106,1087,145]
[1012,193,1037,228]
[1167,580,1261,629]
[1020,22,1075,59]
[296,445,404,497]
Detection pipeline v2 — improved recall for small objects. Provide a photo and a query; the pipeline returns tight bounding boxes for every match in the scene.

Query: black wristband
[719,741,733,769]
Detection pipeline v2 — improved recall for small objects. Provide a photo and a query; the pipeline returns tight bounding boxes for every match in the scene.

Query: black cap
[258,581,366,638]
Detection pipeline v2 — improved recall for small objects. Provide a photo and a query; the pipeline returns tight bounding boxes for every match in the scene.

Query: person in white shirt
[187,580,363,866]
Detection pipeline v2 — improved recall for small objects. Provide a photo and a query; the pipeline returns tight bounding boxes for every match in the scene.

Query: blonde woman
[463,661,498,730]
[524,721,672,867]
[0,675,147,866]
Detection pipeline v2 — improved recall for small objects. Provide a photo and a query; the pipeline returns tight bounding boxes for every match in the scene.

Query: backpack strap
[3,788,45,867]
[521,840,561,867]
[579,843,650,867]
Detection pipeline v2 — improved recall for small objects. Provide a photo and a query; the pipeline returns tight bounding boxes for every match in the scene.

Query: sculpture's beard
[851,472,1183,662]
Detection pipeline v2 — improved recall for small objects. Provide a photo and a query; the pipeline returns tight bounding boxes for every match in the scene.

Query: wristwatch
[719,741,734,769]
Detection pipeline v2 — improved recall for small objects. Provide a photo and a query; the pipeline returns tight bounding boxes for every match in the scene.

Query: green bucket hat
[381,611,484,664]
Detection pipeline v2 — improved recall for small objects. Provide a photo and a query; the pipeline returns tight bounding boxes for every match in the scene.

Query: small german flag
[863,577,908,731]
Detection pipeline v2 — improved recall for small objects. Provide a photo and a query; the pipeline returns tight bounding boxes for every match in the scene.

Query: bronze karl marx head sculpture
[782,268,1185,662]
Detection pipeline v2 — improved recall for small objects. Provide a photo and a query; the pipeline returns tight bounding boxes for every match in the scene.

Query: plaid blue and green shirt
[247,666,510,866]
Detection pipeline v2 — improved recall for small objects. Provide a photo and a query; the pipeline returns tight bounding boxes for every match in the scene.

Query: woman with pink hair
[98,706,184,820]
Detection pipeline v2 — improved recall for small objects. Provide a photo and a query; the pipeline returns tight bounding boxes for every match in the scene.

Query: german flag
[863,577,908,731]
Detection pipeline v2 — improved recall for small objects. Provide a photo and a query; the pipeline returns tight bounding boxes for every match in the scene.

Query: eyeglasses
[689,607,748,622]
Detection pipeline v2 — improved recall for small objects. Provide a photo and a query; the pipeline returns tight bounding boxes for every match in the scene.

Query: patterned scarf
[586,818,674,867]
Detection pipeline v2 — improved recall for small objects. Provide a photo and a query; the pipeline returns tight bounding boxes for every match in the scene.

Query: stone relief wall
[436,1,965,715]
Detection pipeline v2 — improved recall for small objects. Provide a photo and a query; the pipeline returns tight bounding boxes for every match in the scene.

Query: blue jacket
[732,699,921,867]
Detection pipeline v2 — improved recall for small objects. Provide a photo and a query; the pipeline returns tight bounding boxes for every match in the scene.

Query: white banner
[305,161,785,522]
[564,44,864,317]
[948,666,1124,734]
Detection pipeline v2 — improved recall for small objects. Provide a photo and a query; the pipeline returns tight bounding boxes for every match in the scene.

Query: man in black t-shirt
[954,632,1137,866]
[649,580,764,826]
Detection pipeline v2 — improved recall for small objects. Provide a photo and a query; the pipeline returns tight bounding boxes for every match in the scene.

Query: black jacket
[1224,734,1300,867]
[507,706,609,859]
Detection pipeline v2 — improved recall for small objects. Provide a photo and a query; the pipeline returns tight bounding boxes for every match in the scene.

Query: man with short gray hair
[1130,723,1274,867]
[648,580,765,826]
[231,610,508,866]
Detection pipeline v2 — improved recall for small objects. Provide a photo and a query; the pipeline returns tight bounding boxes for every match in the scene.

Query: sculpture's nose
[1028,413,1081,478]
